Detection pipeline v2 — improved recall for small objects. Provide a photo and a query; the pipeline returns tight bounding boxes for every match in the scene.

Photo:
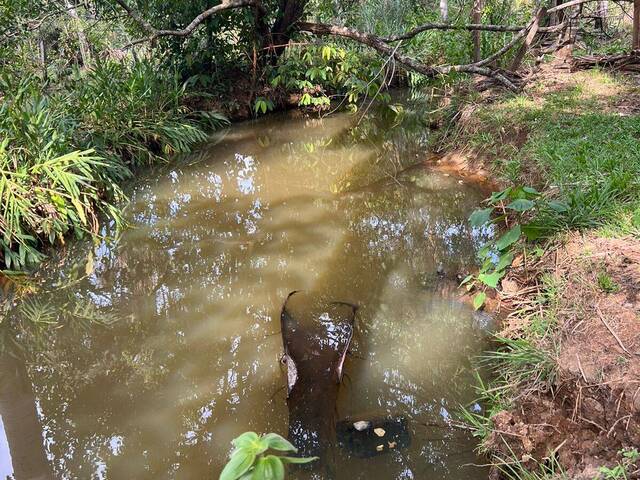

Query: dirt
[488,233,640,479]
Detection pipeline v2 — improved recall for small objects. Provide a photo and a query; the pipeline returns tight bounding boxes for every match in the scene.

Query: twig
[595,304,631,355]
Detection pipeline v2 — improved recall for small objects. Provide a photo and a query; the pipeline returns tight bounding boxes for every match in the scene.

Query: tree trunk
[472,0,483,62]
[270,0,309,56]
[65,0,92,66]
[634,0,640,49]
[0,354,52,480]
[440,0,449,22]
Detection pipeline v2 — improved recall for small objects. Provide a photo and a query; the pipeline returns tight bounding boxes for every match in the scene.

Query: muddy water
[1,102,495,479]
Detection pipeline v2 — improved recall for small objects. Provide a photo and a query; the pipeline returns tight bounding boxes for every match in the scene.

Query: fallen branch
[547,0,631,13]
[300,8,545,91]
[572,50,640,71]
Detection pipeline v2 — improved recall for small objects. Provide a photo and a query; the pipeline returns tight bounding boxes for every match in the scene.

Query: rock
[353,421,370,431]
[337,416,410,458]
[436,263,445,276]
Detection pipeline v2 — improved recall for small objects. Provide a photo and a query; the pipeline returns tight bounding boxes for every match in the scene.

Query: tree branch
[547,0,631,13]
[112,0,266,46]
[383,21,562,43]
[297,15,545,91]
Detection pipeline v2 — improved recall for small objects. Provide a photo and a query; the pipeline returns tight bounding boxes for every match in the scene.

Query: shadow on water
[0,95,496,479]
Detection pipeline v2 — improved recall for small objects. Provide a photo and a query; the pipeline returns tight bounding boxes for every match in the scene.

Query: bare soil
[489,233,640,479]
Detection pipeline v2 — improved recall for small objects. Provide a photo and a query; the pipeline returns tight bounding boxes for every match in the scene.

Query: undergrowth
[451,70,640,237]
[0,60,228,270]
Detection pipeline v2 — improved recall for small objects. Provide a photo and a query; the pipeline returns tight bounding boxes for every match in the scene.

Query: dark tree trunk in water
[0,355,52,480]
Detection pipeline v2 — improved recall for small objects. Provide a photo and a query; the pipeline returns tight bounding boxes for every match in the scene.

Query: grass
[597,271,620,293]
[453,67,639,479]
[450,69,640,237]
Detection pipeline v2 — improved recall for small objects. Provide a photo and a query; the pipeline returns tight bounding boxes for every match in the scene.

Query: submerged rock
[337,416,410,458]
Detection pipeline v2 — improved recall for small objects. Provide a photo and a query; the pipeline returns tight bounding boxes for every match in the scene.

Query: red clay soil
[489,233,640,479]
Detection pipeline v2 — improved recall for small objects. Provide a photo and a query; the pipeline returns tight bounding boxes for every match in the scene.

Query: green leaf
[473,292,486,311]
[469,208,493,227]
[547,200,569,213]
[280,456,319,464]
[477,244,492,260]
[220,449,256,480]
[521,224,548,241]
[232,432,268,456]
[495,252,514,271]
[459,274,474,287]
[71,197,87,225]
[506,199,535,212]
[478,271,504,288]
[522,186,540,195]
[489,188,511,203]
[495,225,521,251]
[251,456,284,480]
[262,433,297,452]
[232,432,260,449]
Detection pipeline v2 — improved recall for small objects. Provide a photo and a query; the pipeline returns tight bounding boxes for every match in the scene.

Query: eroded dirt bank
[439,58,640,479]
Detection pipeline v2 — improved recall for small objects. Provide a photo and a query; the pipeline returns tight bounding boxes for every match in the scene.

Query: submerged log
[280,291,358,470]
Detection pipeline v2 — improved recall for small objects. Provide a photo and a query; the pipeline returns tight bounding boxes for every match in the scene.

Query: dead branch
[547,0,631,13]
[572,50,640,71]
[383,22,561,43]
[299,8,545,91]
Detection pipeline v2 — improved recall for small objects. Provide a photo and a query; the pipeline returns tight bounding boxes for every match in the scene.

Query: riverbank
[443,59,640,478]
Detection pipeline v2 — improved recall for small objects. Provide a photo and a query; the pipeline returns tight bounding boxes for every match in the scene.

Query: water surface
[1,101,494,479]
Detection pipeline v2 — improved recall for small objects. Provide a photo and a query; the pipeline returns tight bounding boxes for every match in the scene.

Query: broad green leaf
[495,225,521,251]
[469,208,493,227]
[547,200,569,213]
[473,292,486,311]
[459,274,474,287]
[478,271,504,288]
[232,432,260,449]
[280,456,319,464]
[522,186,540,196]
[262,433,296,452]
[220,449,255,480]
[506,199,535,212]
[232,432,268,456]
[251,456,284,480]
[495,252,514,271]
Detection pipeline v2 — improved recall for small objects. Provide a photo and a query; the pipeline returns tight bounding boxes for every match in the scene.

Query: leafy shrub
[269,43,391,112]
[0,60,227,269]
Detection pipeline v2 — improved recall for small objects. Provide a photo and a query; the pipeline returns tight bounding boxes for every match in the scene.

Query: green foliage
[254,97,275,116]
[597,271,620,293]
[598,448,640,480]
[0,61,227,269]
[220,432,317,480]
[271,43,391,111]
[464,186,542,309]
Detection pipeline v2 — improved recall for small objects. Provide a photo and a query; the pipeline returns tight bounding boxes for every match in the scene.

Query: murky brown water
[0,101,496,480]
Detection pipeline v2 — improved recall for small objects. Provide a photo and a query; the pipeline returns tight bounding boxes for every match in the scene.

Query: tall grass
[0,60,228,269]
